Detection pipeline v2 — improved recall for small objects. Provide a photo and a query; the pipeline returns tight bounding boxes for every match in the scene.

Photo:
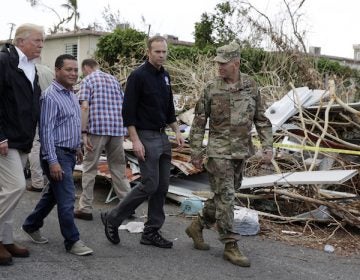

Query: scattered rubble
[75,78,360,254]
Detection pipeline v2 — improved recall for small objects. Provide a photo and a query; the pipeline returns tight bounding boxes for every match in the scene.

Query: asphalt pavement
[2,182,360,280]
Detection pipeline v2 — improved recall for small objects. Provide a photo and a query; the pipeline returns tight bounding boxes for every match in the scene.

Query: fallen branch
[263,188,360,227]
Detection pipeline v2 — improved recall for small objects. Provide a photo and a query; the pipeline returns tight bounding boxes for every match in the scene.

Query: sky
[0,0,360,59]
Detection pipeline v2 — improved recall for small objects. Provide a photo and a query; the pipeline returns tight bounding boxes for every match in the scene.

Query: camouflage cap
[213,41,240,63]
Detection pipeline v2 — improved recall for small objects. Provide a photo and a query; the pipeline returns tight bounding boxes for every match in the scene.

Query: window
[65,43,78,58]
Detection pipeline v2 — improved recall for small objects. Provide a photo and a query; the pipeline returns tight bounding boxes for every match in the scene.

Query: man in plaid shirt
[75,59,130,221]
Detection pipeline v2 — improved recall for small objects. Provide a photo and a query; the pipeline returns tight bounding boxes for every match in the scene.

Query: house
[41,29,107,69]
[0,29,194,71]
[0,29,106,70]
[309,45,360,70]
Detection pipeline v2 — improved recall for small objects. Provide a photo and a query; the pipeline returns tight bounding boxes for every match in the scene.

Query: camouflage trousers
[199,157,244,243]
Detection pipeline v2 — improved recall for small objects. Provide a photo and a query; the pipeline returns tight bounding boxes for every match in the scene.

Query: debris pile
[177,80,360,252]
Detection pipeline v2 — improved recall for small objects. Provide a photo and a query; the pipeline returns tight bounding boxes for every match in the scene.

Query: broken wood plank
[240,169,358,189]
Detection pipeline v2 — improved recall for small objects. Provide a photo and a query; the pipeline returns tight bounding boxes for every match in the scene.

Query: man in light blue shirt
[22,54,93,256]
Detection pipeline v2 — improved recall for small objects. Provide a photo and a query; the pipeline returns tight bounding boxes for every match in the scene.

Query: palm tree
[61,0,80,31]
[26,0,80,32]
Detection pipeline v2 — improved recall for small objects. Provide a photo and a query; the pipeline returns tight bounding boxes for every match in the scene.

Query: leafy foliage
[194,13,214,49]
[95,28,147,66]
[240,47,267,74]
[168,45,216,62]
[316,58,354,77]
[194,1,239,49]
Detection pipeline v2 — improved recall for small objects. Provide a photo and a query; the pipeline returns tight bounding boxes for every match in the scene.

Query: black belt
[56,146,77,153]
[138,128,166,133]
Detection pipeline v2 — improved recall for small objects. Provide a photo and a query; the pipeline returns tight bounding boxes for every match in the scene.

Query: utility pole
[147,24,151,38]
[8,23,16,40]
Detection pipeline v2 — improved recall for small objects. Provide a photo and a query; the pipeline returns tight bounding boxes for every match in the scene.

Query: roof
[0,29,108,45]
[44,29,108,40]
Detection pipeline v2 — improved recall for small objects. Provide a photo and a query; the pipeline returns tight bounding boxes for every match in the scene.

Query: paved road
[2,184,359,280]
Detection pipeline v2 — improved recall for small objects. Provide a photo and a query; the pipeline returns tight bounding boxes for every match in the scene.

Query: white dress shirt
[15,46,36,88]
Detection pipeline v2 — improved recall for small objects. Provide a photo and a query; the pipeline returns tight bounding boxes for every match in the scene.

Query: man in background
[74,58,130,221]
[27,64,54,192]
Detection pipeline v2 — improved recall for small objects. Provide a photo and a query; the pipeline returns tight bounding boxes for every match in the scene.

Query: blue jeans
[22,147,79,250]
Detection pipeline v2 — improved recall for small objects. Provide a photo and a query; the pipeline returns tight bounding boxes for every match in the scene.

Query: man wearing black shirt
[102,36,184,248]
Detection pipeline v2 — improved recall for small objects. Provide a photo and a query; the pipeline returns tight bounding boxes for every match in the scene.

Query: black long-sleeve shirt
[122,61,176,130]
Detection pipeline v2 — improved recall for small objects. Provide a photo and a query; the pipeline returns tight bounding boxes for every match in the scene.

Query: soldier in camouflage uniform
[185,42,273,267]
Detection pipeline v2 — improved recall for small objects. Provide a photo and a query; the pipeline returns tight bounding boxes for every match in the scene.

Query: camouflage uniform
[190,61,272,243]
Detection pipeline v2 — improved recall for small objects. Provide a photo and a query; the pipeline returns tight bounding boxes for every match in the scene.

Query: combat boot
[185,218,210,250]
[223,242,250,267]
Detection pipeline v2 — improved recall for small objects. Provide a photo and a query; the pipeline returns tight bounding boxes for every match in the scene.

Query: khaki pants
[0,149,27,244]
[28,127,44,189]
[79,135,130,213]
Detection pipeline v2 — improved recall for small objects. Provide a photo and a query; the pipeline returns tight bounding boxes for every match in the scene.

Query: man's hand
[49,163,63,181]
[191,157,203,170]
[0,141,8,156]
[132,139,145,162]
[262,149,273,164]
[76,148,83,164]
[175,131,185,150]
[82,134,93,152]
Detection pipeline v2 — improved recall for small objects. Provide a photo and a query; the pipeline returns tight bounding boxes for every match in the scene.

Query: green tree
[194,1,240,48]
[95,28,147,65]
[211,1,237,44]
[194,13,214,49]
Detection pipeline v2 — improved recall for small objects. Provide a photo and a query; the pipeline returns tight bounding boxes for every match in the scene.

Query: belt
[138,128,166,133]
[56,146,77,153]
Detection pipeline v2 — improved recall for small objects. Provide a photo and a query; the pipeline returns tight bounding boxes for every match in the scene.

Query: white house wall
[41,35,99,72]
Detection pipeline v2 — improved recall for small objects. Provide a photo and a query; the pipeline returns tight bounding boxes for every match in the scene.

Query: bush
[168,45,216,62]
[96,28,147,66]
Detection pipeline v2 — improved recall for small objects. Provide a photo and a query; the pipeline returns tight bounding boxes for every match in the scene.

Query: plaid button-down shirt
[78,70,127,136]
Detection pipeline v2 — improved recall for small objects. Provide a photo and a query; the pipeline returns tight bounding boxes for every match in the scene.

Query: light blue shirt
[40,80,81,164]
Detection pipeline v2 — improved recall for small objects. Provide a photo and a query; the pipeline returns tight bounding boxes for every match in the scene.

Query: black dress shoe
[126,211,136,220]
[101,212,120,244]
[26,185,43,192]
[140,231,173,248]
[3,243,30,258]
[0,243,13,266]
[74,209,93,221]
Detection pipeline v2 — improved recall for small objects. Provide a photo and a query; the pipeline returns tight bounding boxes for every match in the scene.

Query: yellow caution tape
[274,143,360,155]
[167,130,360,155]
[253,139,360,155]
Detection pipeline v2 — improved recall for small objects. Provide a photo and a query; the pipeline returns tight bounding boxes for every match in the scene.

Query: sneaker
[140,231,173,249]
[68,240,93,256]
[101,212,120,244]
[21,227,48,244]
